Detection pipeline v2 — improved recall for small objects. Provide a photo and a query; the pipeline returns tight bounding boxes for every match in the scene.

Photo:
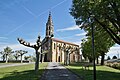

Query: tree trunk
[5,54,8,63]
[89,57,93,63]
[35,50,40,72]
[64,51,66,65]
[3,55,5,61]
[101,52,105,65]
[21,55,23,63]
[42,54,45,63]
[66,52,69,65]
[97,57,99,64]
[89,59,92,63]
[68,54,70,65]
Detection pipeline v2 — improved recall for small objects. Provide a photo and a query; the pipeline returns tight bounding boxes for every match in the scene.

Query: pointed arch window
[49,30,51,36]
[54,43,56,49]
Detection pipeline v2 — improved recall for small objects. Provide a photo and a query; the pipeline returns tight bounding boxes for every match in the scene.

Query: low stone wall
[105,59,120,70]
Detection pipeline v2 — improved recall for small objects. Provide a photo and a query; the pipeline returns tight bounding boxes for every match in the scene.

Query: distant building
[41,12,80,62]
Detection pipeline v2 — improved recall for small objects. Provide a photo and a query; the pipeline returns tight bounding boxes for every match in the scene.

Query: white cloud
[74,41,81,45]
[0,43,33,51]
[75,32,86,36]
[106,45,120,58]
[0,37,8,39]
[56,25,80,32]
[108,46,120,54]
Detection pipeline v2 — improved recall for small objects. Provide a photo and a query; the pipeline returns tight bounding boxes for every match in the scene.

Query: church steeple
[46,12,54,37]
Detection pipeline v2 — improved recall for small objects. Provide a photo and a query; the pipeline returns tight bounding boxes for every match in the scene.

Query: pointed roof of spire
[47,11,53,25]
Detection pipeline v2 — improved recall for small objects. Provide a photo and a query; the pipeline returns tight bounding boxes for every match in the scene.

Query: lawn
[65,63,120,80]
[0,62,48,80]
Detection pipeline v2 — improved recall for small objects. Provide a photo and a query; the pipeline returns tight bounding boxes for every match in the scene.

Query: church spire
[47,11,52,24]
[46,12,54,37]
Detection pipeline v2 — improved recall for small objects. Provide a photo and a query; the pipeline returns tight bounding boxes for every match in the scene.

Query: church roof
[52,38,79,47]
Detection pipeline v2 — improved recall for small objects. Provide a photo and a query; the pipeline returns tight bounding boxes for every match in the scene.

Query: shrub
[105,62,120,70]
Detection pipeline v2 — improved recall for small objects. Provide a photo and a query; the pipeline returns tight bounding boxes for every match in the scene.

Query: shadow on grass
[67,63,120,80]
[0,69,44,80]
[69,68,120,80]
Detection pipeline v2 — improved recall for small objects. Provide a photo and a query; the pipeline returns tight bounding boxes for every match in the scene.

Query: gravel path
[40,62,82,80]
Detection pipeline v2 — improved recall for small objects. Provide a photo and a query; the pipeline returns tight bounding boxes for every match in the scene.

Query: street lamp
[90,15,96,80]
[76,16,96,80]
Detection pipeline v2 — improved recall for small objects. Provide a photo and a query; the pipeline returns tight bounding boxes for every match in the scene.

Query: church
[41,12,80,63]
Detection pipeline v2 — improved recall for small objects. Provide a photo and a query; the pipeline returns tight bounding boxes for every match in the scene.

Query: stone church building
[41,12,80,63]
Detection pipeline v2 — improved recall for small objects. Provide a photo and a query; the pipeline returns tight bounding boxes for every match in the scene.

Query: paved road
[40,62,82,80]
[0,63,33,68]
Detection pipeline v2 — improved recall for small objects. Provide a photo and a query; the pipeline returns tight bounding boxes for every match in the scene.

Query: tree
[81,25,115,65]
[70,0,120,45]
[15,50,27,63]
[13,52,20,61]
[112,55,117,59]
[83,31,113,64]
[4,47,13,63]
[94,26,114,65]
[107,56,111,60]
[61,44,79,65]
[24,56,30,61]
[0,51,5,61]
[17,35,41,72]
[81,39,93,63]
[70,0,117,65]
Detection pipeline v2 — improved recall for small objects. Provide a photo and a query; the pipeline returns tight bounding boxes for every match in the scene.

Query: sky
[0,0,120,59]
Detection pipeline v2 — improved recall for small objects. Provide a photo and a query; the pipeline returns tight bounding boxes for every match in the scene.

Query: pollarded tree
[24,56,30,61]
[15,50,27,63]
[0,51,5,61]
[70,0,120,45]
[4,46,13,63]
[61,44,79,65]
[17,35,41,72]
[13,52,20,61]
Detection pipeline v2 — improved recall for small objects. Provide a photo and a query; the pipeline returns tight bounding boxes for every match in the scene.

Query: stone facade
[41,12,80,62]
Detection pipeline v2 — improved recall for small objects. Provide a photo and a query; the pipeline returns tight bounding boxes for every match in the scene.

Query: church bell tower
[46,12,54,38]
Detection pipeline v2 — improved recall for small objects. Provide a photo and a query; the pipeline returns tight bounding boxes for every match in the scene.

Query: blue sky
[0,0,120,59]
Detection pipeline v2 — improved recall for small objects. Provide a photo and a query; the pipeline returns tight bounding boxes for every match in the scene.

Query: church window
[59,44,61,50]
[49,30,50,36]
[54,43,56,49]
[49,26,51,30]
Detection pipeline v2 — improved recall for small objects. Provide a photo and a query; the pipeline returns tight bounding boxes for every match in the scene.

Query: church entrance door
[58,56,60,62]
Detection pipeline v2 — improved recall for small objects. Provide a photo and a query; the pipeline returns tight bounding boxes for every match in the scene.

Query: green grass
[65,63,120,80]
[0,63,48,80]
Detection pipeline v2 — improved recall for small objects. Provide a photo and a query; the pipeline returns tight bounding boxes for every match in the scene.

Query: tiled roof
[52,38,79,47]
